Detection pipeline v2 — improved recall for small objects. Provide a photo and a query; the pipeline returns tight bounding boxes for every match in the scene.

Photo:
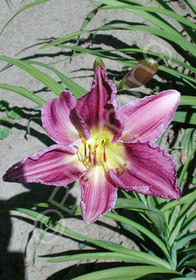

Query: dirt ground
[0,1,192,279]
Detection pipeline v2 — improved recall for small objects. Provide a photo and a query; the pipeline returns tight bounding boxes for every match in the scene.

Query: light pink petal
[42,91,89,145]
[109,142,181,200]
[76,66,124,142]
[80,166,117,223]
[119,90,180,143]
[3,144,86,186]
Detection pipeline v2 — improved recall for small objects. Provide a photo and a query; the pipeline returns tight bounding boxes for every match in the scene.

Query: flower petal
[109,142,181,200]
[80,165,117,223]
[76,66,124,142]
[3,144,86,186]
[119,90,180,143]
[42,91,89,145]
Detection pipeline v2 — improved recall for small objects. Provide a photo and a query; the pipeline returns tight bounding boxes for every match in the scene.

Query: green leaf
[180,209,196,236]
[9,106,23,119]
[100,3,196,30]
[182,172,196,185]
[176,231,196,250]
[0,125,9,139]
[28,61,87,98]
[180,97,196,107]
[0,83,46,106]
[183,258,196,269]
[71,265,181,280]
[47,251,155,264]
[0,0,51,36]
[178,145,196,187]
[0,100,9,110]
[171,278,196,280]
[161,189,196,213]
[184,0,196,14]
[114,198,146,210]
[55,45,196,77]
[105,212,170,261]
[46,44,196,89]
[33,227,48,265]
[40,22,196,56]
[14,207,171,269]
[72,4,104,58]
[92,0,196,43]
[168,195,196,246]
[0,56,64,96]
[0,116,11,125]
[172,112,196,126]
[180,128,196,165]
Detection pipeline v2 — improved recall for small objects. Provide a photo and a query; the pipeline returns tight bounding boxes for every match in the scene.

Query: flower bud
[123,58,158,89]
[93,58,105,72]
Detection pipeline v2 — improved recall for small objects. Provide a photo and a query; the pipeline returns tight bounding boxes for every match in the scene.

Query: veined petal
[109,142,181,200]
[3,144,86,186]
[80,165,117,224]
[119,90,180,143]
[76,66,124,142]
[42,91,89,145]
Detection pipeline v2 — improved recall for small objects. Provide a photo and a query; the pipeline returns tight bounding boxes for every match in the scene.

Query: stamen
[88,144,92,162]
[81,137,87,144]
[80,137,87,158]
[84,142,87,158]
[103,140,107,162]
[93,145,97,166]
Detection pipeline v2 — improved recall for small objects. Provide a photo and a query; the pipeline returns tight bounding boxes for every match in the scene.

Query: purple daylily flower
[3,66,181,223]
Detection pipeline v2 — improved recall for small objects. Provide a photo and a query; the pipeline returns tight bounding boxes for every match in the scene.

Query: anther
[81,137,87,144]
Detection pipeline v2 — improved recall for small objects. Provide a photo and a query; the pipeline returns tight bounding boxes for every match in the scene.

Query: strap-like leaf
[0,83,46,106]
[0,56,64,95]
[71,265,181,280]
[0,0,51,36]
[28,61,87,98]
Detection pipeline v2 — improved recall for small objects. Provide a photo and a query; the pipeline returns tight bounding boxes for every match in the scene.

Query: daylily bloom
[3,66,181,223]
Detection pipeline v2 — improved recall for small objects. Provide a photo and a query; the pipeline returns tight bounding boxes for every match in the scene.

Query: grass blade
[105,212,170,261]
[0,83,46,106]
[46,251,159,264]
[184,0,196,14]
[71,265,181,280]
[28,61,87,98]
[0,56,64,95]
[0,0,51,36]
[161,189,196,213]
[14,207,171,269]
[178,145,196,187]
[100,3,196,30]
[172,112,196,126]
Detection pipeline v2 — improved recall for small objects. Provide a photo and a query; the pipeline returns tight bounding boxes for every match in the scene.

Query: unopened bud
[93,58,105,72]
[123,58,158,89]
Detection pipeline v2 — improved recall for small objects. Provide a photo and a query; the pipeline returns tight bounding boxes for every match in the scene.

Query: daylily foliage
[3,66,181,223]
